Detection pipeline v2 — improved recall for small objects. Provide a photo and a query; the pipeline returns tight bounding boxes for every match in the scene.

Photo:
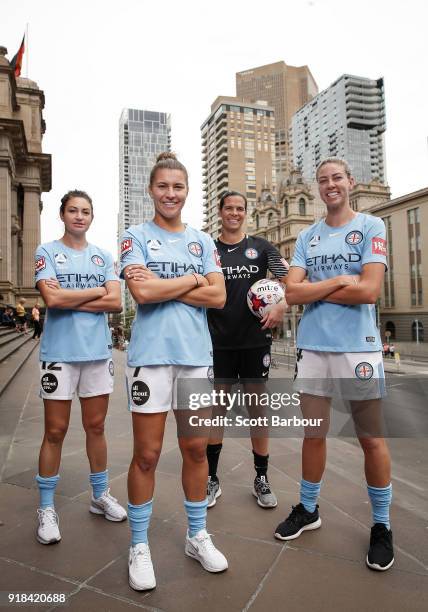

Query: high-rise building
[0,46,51,306]
[201,96,276,238]
[118,108,171,314]
[236,61,318,177]
[291,74,386,184]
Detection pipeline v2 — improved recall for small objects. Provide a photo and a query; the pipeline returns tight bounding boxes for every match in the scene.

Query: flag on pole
[11,35,25,77]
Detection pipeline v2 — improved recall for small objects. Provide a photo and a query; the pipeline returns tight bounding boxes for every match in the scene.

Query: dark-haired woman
[121,152,228,591]
[34,190,126,545]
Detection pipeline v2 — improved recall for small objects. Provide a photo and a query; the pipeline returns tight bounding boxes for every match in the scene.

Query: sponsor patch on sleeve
[371,237,386,256]
[35,256,46,273]
[214,249,222,268]
[121,238,133,259]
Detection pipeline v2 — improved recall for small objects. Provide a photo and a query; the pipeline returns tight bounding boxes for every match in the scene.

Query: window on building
[408,208,423,306]
[412,320,424,342]
[284,199,289,217]
[385,321,396,340]
[382,216,395,307]
[299,198,306,216]
[255,214,259,229]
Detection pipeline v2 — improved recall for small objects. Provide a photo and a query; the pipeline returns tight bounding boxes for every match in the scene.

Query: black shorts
[213,346,271,382]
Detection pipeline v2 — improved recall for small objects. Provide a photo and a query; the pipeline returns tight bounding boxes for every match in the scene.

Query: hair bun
[156,151,177,163]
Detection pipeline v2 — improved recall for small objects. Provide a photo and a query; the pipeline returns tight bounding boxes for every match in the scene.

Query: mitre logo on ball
[247,278,285,319]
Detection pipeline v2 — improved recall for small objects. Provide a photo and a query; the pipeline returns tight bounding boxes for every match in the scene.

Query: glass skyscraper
[291,75,386,184]
[118,108,171,314]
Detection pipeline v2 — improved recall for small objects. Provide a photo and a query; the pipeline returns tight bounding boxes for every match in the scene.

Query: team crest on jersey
[263,353,271,368]
[345,231,363,245]
[372,237,387,256]
[309,235,320,247]
[245,248,258,260]
[91,254,105,267]
[35,256,46,273]
[355,362,374,380]
[147,239,162,251]
[121,238,133,259]
[207,366,214,383]
[54,252,68,265]
[188,242,203,257]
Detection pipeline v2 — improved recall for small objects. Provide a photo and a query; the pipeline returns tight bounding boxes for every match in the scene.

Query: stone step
[0,329,24,349]
[0,337,39,396]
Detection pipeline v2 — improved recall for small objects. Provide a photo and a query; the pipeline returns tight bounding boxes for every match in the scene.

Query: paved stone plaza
[0,349,427,611]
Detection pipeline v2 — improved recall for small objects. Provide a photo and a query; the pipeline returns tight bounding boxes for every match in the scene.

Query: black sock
[253,451,269,478]
[207,443,223,479]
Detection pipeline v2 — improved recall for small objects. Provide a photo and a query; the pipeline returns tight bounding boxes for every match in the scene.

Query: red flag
[11,35,25,77]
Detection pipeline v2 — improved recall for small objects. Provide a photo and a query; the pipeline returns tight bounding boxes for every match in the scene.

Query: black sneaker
[366,523,394,571]
[274,503,321,541]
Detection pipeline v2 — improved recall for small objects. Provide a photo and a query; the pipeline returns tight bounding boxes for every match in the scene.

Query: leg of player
[36,399,71,544]
[245,382,277,509]
[206,382,232,508]
[275,394,329,540]
[127,412,167,591]
[81,394,126,522]
[178,434,228,573]
[357,431,394,571]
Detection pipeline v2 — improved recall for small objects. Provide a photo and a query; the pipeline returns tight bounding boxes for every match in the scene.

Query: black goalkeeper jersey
[208,235,288,350]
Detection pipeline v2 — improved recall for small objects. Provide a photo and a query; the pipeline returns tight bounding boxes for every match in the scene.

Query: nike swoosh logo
[168,239,181,243]
[329,232,340,237]
[227,247,239,252]
[72,254,83,257]
[262,372,268,376]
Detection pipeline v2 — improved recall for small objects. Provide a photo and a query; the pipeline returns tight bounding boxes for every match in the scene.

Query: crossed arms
[285,263,385,306]
[36,279,122,313]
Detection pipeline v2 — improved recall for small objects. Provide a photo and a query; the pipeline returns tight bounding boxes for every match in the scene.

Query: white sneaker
[128,543,156,590]
[36,507,61,544]
[185,529,228,572]
[90,488,127,522]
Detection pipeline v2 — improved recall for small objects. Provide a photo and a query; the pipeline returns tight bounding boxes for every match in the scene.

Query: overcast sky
[3,0,427,255]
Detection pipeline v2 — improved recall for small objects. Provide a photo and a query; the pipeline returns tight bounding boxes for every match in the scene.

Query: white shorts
[39,359,114,400]
[294,350,385,400]
[126,364,212,413]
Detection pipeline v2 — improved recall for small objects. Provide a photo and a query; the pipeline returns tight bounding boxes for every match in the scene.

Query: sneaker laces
[37,507,58,528]
[194,530,217,553]
[132,545,152,570]
[255,476,271,494]
[287,504,306,524]
[98,488,119,508]
[207,477,218,495]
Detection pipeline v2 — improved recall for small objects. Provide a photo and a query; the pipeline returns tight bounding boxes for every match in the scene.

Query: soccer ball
[247,278,285,319]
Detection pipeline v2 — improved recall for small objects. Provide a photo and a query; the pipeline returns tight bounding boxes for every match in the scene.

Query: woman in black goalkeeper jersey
[206,190,289,510]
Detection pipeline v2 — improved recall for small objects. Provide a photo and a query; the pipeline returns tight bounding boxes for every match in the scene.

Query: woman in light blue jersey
[121,152,228,591]
[34,190,127,546]
[274,158,394,572]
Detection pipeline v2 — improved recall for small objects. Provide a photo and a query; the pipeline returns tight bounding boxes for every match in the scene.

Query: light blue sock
[300,478,322,513]
[89,469,108,499]
[184,499,208,537]
[36,474,60,509]
[367,483,392,529]
[128,500,153,546]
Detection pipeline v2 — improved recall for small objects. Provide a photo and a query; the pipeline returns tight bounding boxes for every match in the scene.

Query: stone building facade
[0,46,51,307]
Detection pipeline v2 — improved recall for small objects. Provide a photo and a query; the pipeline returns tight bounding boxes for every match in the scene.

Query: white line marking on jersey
[329,232,340,237]
[168,239,181,243]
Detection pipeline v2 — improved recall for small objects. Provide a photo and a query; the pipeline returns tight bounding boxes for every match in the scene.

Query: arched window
[385,321,395,340]
[255,214,259,230]
[299,198,306,216]
[412,320,424,342]
[284,199,289,217]
[268,212,274,227]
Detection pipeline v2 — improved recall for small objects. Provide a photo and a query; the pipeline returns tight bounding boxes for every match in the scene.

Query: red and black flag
[11,35,25,77]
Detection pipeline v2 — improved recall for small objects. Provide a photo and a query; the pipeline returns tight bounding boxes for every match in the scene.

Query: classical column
[22,185,41,291]
[0,160,13,301]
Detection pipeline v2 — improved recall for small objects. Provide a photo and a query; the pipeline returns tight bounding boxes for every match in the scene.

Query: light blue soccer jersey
[120,221,222,367]
[35,241,118,362]
[291,213,387,352]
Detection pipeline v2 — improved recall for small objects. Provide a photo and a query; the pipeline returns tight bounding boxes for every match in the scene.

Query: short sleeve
[361,217,387,267]
[104,250,119,282]
[119,229,146,278]
[35,245,56,286]
[266,243,289,279]
[202,234,223,275]
[290,231,307,271]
